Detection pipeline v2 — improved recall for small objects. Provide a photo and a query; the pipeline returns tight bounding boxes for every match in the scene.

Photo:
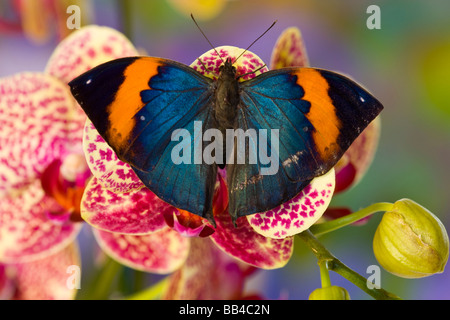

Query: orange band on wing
[106,57,163,151]
[294,68,341,161]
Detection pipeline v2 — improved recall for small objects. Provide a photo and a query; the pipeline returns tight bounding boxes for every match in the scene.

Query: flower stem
[117,0,133,41]
[309,202,394,236]
[125,277,169,300]
[319,260,331,288]
[297,229,401,300]
[79,257,123,300]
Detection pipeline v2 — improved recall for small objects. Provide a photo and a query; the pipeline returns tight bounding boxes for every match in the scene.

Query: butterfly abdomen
[213,59,241,167]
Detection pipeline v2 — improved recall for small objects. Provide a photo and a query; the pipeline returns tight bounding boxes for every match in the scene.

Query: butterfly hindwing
[227,67,383,218]
[69,57,219,221]
[226,101,312,221]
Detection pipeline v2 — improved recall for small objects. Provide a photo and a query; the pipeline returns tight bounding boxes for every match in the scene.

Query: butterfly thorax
[213,58,240,133]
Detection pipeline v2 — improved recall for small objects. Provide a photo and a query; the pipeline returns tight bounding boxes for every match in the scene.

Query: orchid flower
[0,25,138,299]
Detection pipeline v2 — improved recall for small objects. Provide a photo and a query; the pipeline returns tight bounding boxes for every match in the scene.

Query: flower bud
[373,199,449,278]
[308,286,350,300]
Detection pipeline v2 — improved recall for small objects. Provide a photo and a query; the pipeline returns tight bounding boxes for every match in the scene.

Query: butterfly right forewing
[226,67,383,220]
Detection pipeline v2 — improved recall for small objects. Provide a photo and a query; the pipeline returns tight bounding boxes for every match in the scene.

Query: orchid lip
[164,210,215,238]
[40,154,91,222]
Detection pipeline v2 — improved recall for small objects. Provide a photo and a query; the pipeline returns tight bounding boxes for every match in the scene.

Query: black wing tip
[68,56,141,87]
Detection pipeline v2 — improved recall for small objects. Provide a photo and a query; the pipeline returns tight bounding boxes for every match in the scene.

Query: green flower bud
[308,286,350,300]
[373,199,449,278]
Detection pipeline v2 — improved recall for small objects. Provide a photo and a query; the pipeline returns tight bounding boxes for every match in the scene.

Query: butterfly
[69,54,383,227]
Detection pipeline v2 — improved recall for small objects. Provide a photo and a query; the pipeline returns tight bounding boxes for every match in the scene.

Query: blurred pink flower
[333,117,381,194]
[162,237,258,300]
[0,25,138,298]
[0,243,80,300]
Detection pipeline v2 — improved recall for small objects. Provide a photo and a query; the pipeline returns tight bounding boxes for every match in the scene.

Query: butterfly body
[214,58,240,127]
[211,58,240,167]
[69,54,383,226]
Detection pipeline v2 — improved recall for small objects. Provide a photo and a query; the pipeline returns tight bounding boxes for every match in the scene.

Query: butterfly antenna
[191,13,225,64]
[234,20,277,65]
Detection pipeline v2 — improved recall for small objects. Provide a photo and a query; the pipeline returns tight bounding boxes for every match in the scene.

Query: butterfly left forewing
[132,108,219,224]
[69,56,215,172]
[70,56,219,222]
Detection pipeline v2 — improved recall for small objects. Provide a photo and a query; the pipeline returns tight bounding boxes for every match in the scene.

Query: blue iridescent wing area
[69,57,218,222]
[228,67,383,220]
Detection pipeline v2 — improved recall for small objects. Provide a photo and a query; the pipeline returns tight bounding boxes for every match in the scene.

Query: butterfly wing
[69,57,218,222]
[226,106,312,223]
[227,67,383,221]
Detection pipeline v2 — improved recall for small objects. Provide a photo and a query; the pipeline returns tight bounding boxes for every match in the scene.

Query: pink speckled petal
[210,206,293,270]
[191,46,268,80]
[0,180,82,263]
[81,176,172,234]
[0,73,85,195]
[270,27,309,69]
[247,169,335,239]
[335,117,381,193]
[163,237,254,299]
[93,228,189,273]
[83,120,144,192]
[9,242,80,300]
[45,25,138,83]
